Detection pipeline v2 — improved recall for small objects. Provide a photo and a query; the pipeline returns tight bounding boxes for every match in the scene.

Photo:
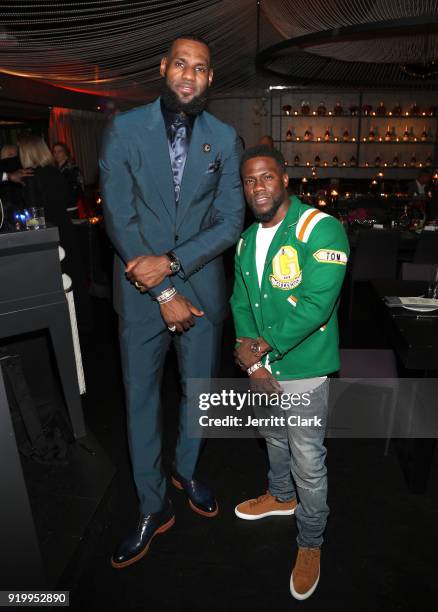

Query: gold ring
[168,325,177,332]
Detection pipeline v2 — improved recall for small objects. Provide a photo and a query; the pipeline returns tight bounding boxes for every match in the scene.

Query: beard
[160,80,208,116]
[249,193,284,223]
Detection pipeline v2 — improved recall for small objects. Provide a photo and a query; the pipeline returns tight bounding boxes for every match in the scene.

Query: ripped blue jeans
[266,378,329,548]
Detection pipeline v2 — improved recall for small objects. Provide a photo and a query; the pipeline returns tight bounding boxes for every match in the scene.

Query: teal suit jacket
[99,98,244,333]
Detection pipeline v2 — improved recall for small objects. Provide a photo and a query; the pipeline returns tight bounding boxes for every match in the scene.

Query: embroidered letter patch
[270,246,302,290]
[313,249,347,265]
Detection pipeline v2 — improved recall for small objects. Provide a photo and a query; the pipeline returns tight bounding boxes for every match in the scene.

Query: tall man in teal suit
[100,35,244,568]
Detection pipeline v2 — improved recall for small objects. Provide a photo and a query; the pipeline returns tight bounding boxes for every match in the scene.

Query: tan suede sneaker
[234,491,297,520]
[290,547,321,600]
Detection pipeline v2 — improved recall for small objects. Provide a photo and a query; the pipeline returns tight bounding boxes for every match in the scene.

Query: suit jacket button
[175,235,179,242]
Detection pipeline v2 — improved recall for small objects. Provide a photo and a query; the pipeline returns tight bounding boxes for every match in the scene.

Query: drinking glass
[427,267,438,299]
[25,207,46,230]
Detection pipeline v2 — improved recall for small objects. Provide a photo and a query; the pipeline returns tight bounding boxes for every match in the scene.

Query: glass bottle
[410,153,417,167]
[350,155,358,167]
[324,127,331,142]
[317,101,327,116]
[398,205,410,229]
[282,105,292,116]
[425,155,433,167]
[420,126,428,142]
[368,126,376,142]
[301,100,310,115]
[334,101,343,116]
[343,129,350,142]
[402,126,410,142]
[384,125,392,142]
[375,155,381,167]
[314,155,321,167]
[303,127,312,142]
[392,153,400,167]
[332,155,339,167]
[286,128,293,141]
[376,101,386,116]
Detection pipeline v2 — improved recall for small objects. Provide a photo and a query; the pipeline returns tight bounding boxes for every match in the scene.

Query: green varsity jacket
[230,196,349,380]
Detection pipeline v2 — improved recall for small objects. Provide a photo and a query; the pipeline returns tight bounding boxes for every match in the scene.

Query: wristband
[156,287,177,304]
[247,361,263,376]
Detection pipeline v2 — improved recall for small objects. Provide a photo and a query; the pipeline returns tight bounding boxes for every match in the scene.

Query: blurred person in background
[0,144,27,229]
[408,169,432,197]
[52,142,85,218]
[18,135,90,328]
[259,134,274,147]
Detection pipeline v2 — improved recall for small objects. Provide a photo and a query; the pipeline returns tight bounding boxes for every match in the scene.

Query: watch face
[170,261,180,273]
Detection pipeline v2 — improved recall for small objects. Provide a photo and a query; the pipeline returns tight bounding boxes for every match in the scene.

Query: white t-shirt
[255,220,282,287]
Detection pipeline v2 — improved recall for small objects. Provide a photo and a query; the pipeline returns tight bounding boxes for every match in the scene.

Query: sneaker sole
[110,516,175,569]
[234,506,296,520]
[171,476,219,518]
[290,571,320,600]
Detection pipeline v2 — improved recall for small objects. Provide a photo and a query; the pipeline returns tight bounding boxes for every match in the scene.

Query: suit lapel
[143,98,176,219]
[176,112,213,229]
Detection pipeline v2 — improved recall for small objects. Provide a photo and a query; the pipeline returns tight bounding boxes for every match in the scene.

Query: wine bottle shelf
[285,165,432,169]
[277,140,436,145]
[273,114,437,119]
[277,140,356,144]
[271,90,438,173]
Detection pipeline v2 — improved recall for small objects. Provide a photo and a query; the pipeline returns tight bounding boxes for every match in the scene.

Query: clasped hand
[160,294,204,333]
[234,336,282,393]
[125,255,170,291]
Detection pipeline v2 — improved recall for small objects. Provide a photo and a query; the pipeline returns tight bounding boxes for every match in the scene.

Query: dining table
[371,278,438,493]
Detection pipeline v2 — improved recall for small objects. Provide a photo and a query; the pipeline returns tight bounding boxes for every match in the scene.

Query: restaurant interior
[0,2,438,610]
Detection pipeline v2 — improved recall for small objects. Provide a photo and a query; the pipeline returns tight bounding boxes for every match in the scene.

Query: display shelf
[270,89,438,172]
[276,140,357,144]
[276,140,435,145]
[284,164,432,169]
[274,114,437,119]
[359,141,435,145]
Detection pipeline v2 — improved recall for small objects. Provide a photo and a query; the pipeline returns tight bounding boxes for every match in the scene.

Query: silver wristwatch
[166,251,181,275]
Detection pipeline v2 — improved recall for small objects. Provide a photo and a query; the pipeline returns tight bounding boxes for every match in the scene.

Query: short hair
[52,141,71,158]
[168,34,210,56]
[17,134,54,168]
[240,145,286,173]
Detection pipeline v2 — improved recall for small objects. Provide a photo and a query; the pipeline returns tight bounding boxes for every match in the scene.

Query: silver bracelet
[247,361,263,376]
[156,287,177,304]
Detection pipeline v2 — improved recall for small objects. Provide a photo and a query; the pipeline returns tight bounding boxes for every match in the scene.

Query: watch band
[247,361,263,376]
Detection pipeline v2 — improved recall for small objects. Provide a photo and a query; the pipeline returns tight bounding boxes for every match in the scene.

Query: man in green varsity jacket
[230,145,349,601]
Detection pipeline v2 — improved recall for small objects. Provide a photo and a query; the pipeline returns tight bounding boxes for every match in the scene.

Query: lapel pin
[203,143,211,153]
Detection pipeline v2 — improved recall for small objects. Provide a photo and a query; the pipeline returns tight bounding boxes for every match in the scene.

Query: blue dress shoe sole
[171,476,219,518]
[110,515,175,569]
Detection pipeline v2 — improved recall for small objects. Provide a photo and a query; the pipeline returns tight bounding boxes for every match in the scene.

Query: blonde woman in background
[18,134,89,327]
